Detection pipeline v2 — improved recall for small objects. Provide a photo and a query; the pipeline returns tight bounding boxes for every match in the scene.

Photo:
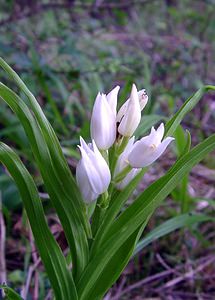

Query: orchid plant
[0,57,214,300]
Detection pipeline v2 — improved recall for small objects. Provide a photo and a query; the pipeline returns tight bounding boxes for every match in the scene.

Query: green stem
[109,136,129,177]
[114,165,132,183]
[117,136,130,155]
[91,192,109,237]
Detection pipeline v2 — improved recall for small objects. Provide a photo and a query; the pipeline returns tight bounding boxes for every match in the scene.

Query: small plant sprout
[0,57,214,299]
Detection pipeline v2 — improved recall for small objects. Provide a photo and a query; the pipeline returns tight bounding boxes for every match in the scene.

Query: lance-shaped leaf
[77,134,215,300]
[0,77,89,279]
[0,143,78,300]
[164,85,215,138]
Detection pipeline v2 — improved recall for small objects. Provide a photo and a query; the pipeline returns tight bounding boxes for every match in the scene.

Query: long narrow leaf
[0,81,89,278]
[164,85,215,137]
[77,134,215,299]
[134,213,213,256]
[90,168,147,256]
[0,143,77,300]
[0,285,23,300]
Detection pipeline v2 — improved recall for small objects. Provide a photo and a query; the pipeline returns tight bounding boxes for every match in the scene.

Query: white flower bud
[76,137,111,203]
[114,137,140,189]
[117,84,142,137]
[117,87,148,123]
[128,123,174,168]
[91,87,119,150]
[106,85,120,116]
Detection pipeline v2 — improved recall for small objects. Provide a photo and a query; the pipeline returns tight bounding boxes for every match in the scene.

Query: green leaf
[91,168,147,256]
[0,285,23,300]
[134,213,213,256]
[82,226,146,300]
[0,143,78,300]
[77,134,215,300]
[164,85,215,138]
[0,58,90,279]
[174,125,188,157]
[180,130,191,157]
[173,126,191,212]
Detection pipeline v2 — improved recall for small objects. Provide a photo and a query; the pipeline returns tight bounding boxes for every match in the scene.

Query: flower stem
[114,165,132,183]
[109,136,129,177]
[91,191,109,237]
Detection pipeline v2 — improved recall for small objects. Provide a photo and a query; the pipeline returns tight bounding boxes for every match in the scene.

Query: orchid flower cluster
[76,84,174,203]
[1,57,215,300]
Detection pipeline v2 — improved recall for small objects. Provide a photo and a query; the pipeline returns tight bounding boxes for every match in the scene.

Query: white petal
[91,140,111,192]
[116,168,141,190]
[90,93,116,150]
[153,123,165,146]
[128,136,174,168]
[78,146,104,194]
[76,160,98,203]
[143,123,165,147]
[114,136,135,176]
[128,139,154,168]
[76,138,111,201]
[116,100,128,123]
[138,89,148,110]
[106,85,120,116]
[152,137,175,161]
[118,84,141,137]
[117,87,148,123]
[80,136,93,154]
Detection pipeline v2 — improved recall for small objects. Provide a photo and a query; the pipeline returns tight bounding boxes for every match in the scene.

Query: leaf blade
[77,134,215,299]
[0,143,78,300]
[0,79,89,279]
[134,213,213,256]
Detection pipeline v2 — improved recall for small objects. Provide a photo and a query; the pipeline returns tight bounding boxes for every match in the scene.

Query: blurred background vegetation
[0,0,215,299]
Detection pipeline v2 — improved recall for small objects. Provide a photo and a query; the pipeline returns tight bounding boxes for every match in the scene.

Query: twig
[21,259,41,299]
[157,256,215,291]
[110,276,126,299]
[156,253,180,276]
[0,193,6,297]
[22,227,40,299]
[45,289,53,300]
[111,268,175,300]
[111,255,215,299]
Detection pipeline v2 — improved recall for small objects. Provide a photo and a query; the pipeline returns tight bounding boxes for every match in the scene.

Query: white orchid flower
[117,87,148,123]
[90,86,120,150]
[117,84,146,137]
[128,123,174,168]
[76,137,111,203]
[106,85,120,116]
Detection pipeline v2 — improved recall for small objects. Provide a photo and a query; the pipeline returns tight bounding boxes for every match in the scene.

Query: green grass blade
[77,134,215,299]
[0,285,23,300]
[0,80,89,279]
[164,85,215,138]
[134,213,213,256]
[0,143,78,300]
